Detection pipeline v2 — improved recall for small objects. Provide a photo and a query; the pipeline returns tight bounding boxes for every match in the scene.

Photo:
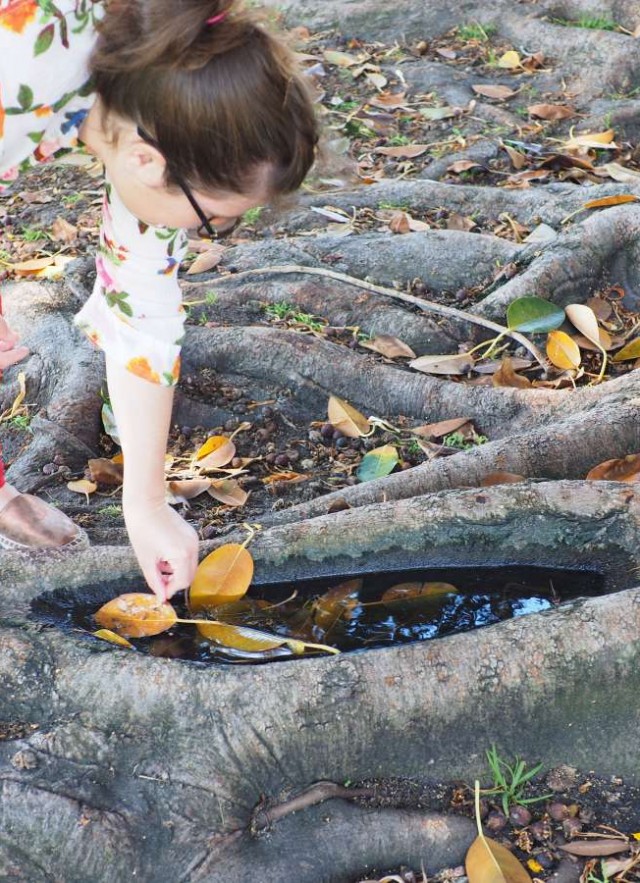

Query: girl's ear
[123,137,168,189]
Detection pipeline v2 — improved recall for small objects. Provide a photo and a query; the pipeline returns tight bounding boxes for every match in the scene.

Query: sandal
[0,493,89,554]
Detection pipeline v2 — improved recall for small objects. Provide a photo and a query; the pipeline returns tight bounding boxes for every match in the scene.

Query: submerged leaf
[382,581,457,604]
[189,543,254,612]
[313,579,362,630]
[94,594,178,638]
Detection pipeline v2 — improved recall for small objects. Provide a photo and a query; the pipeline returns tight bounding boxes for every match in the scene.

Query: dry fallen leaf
[558,841,630,857]
[50,216,77,243]
[67,479,97,502]
[492,357,532,389]
[410,353,474,375]
[208,478,249,507]
[93,629,134,649]
[88,457,124,486]
[466,833,531,883]
[448,160,481,174]
[546,330,581,370]
[497,50,522,70]
[361,334,417,359]
[472,84,516,100]
[527,103,576,120]
[480,472,526,486]
[586,454,640,482]
[186,244,226,275]
[375,144,430,158]
[167,478,212,503]
[411,417,472,438]
[328,395,371,437]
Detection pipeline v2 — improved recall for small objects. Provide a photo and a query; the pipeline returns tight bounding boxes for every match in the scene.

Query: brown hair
[91,0,319,197]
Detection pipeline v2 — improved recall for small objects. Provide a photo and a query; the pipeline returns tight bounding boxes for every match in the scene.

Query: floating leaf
[197,620,338,655]
[94,594,178,638]
[472,84,516,100]
[208,478,248,507]
[93,629,134,649]
[586,454,640,482]
[466,834,531,883]
[506,297,565,333]
[382,582,456,603]
[67,479,97,501]
[497,50,522,69]
[195,435,236,468]
[328,395,371,437]
[527,103,576,120]
[558,841,630,857]
[314,579,362,630]
[376,144,430,158]
[546,330,581,370]
[361,334,417,359]
[189,544,254,612]
[356,444,399,482]
[410,353,474,375]
[612,337,640,361]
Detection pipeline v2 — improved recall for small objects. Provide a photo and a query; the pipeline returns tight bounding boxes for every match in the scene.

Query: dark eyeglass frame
[137,125,241,240]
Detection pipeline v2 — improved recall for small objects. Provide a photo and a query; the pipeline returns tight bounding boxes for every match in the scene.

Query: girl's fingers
[0,346,29,370]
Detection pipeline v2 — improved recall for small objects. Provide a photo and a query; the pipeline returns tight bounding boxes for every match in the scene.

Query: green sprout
[457,22,497,42]
[483,745,552,815]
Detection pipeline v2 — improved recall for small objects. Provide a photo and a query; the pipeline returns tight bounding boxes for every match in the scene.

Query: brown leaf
[503,145,526,170]
[88,457,124,486]
[327,498,351,513]
[67,479,97,501]
[492,357,532,389]
[466,834,531,883]
[328,395,371,437]
[586,297,613,322]
[586,454,640,482]
[314,579,362,630]
[436,48,457,60]
[448,160,481,174]
[195,435,236,469]
[376,144,430,158]
[382,582,456,603]
[50,216,77,243]
[207,478,248,507]
[582,194,639,210]
[7,256,56,276]
[186,244,226,275]
[480,472,526,486]
[410,353,474,375]
[262,470,308,484]
[558,841,630,858]
[369,91,409,108]
[411,417,472,438]
[527,103,576,120]
[94,593,178,638]
[446,213,477,231]
[189,543,254,612]
[361,334,417,359]
[389,211,411,234]
[167,478,212,503]
[472,84,516,100]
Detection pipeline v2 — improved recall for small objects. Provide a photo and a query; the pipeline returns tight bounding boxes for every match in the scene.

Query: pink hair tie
[206,10,228,25]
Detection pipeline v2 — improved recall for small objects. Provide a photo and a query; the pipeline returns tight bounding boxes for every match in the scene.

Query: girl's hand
[0,316,29,371]
[123,500,199,602]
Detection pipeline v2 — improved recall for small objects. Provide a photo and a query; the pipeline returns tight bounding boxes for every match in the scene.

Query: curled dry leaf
[410,353,474,375]
[361,334,416,359]
[189,543,254,612]
[472,84,516,100]
[93,628,134,649]
[546,330,581,370]
[67,479,97,501]
[565,304,601,348]
[448,160,481,174]
[195,435,236,469]
[375,144,430,158]
[186,244,226,275]
[388,211,411,234]
[528,103,576,120]
[411,417,471,439]
[167,478,212,504]
[328,395,371,437]
[480,472,526,486]
[88,457,124,486]
[94,593,178,638]
[582,194,638,210]
[492,357,532,389]
[586,454,640,482]
[208,478,248,507]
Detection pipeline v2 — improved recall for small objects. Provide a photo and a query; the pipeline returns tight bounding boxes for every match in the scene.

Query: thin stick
[210,264,546,366]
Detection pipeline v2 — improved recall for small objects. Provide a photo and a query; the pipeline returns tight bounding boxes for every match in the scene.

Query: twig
[211,264,546,366]
[250,780,375,834]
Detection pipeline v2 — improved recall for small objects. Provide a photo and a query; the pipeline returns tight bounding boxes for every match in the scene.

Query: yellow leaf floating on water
[93,628,134,649]
[189,543,254,613]
[196,620,339,655]
[382,582,457,604]
[94,594,178,638]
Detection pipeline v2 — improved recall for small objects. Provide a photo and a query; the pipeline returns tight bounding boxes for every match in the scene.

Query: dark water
[31,565,606,666]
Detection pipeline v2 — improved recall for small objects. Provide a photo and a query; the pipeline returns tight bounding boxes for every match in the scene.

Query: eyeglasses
[137,126,241,240]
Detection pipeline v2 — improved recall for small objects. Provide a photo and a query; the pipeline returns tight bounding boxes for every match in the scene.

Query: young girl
[0,0,318,599]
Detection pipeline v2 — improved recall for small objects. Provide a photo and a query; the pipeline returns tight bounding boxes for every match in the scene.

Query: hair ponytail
[92,0,318,195]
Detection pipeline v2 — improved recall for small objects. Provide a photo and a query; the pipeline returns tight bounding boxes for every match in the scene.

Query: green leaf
[34,24,55,56]
[17,84,34,111]
[357,444,399,482]
[506,297,565,333]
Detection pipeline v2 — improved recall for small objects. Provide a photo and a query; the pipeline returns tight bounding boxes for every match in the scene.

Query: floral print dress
[0,0,188,386]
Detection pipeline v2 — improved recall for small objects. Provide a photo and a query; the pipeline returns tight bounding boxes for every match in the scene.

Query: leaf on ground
[410,353,474,375]
[448,160,481,173]
[186,244,226,275]
[94,594,178,638]
[195,435,236,468]
[612,337,640,361]
[6,256,56,275]
[388,210,411,233]
[356,444,399,482]
[369,91,409,108]
[497,50,522,69]
[328,395,371,437]
[323,49,361,67]
[466,833,531,883]
[562,129,616,151]
[472,84,516,100]
[313,579,362,630]
[375,144,430,158]
[382,581,456,603]
[527,103,576,120]
[583,194,639,210]
[420,106,458,120]
[503,145,526,170]
[598,162,640,183]
[546,330,581,370]
[586,297,613,322]
[586,454,640,482]
[492,357,532,389]
[88,457,124,486]
[565,304,601,347]
[366,71,388,90]
[446,213,477,231]
[167,478,212,503]
[67,479,97,501]
[480,472,526,486]
[262,470,308,484]
[361,334,417,359]
[50,216,77,243]
[506,297,565,333]
[411,417,472,438]
[208,478,248,507]
[93,629,134,649]
[189,543,254,612]
[558,841,630,857]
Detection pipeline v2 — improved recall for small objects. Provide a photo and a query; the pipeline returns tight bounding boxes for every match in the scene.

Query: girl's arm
[106,355,198,600]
